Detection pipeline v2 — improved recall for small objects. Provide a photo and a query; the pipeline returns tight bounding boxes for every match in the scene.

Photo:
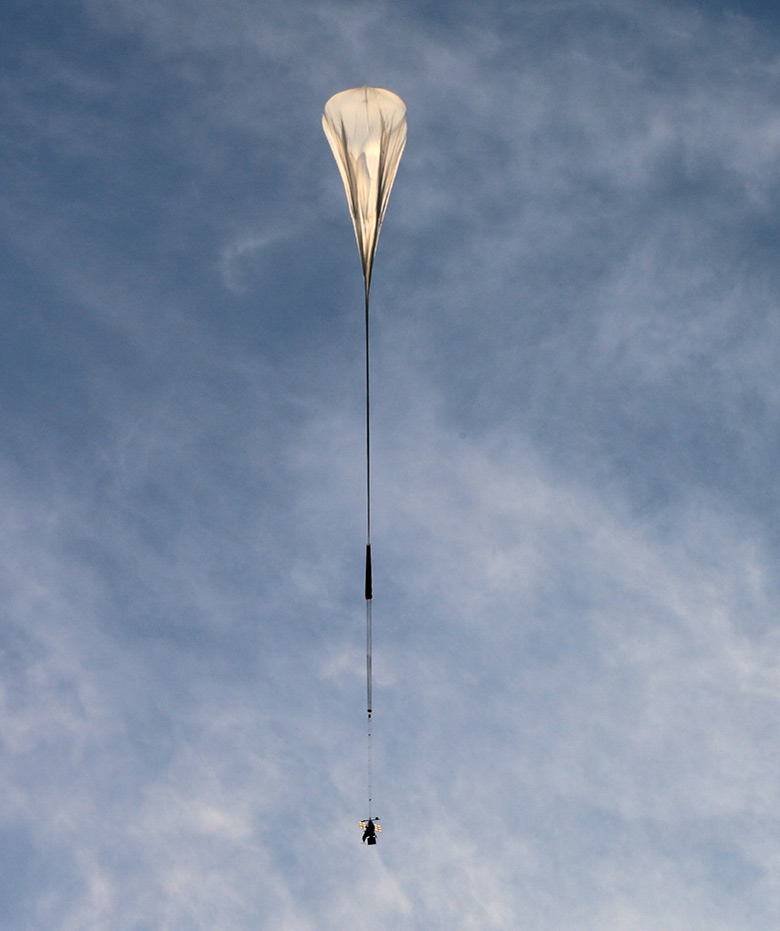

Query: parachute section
[322,87,407,842]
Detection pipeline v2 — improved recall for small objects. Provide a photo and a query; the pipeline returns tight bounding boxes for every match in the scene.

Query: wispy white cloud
[3,0,780,926]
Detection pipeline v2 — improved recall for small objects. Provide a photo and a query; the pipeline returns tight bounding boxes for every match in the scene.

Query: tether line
[364,284,372,551]
[367,692,373,819]
[364,282,373,818]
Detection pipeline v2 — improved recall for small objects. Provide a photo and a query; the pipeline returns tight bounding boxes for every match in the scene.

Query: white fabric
[322,86,407,291]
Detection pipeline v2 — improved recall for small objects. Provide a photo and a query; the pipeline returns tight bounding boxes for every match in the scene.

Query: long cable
[367,678,373,819]
[364,282,373,819]
[365,283,372,555]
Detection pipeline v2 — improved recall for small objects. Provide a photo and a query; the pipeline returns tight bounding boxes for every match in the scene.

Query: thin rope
[366,596,373,712]
[364,281,373,820]
[367,692,373,819]
[365,284,371,547]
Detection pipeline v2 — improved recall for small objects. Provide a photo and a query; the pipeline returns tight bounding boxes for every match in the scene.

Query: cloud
[4,0,780,927]
[218,230,291,293]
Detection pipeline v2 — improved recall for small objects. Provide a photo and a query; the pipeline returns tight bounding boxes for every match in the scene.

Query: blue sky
[3,0,780,927]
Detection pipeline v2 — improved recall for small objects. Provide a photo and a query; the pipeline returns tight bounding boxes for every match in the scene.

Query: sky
[3,0,780,927]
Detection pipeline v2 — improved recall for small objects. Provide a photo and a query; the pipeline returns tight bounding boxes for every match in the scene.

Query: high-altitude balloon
[322,86,407,294]
[322,86,406,842]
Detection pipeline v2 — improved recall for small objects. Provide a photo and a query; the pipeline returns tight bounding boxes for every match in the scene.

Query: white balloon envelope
[322,86,407,294]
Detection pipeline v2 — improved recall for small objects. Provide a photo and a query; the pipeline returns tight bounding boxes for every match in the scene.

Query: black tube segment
[364,544,373,601]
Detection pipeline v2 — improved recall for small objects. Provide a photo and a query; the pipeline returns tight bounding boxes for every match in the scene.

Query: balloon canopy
[322,86,407,293]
